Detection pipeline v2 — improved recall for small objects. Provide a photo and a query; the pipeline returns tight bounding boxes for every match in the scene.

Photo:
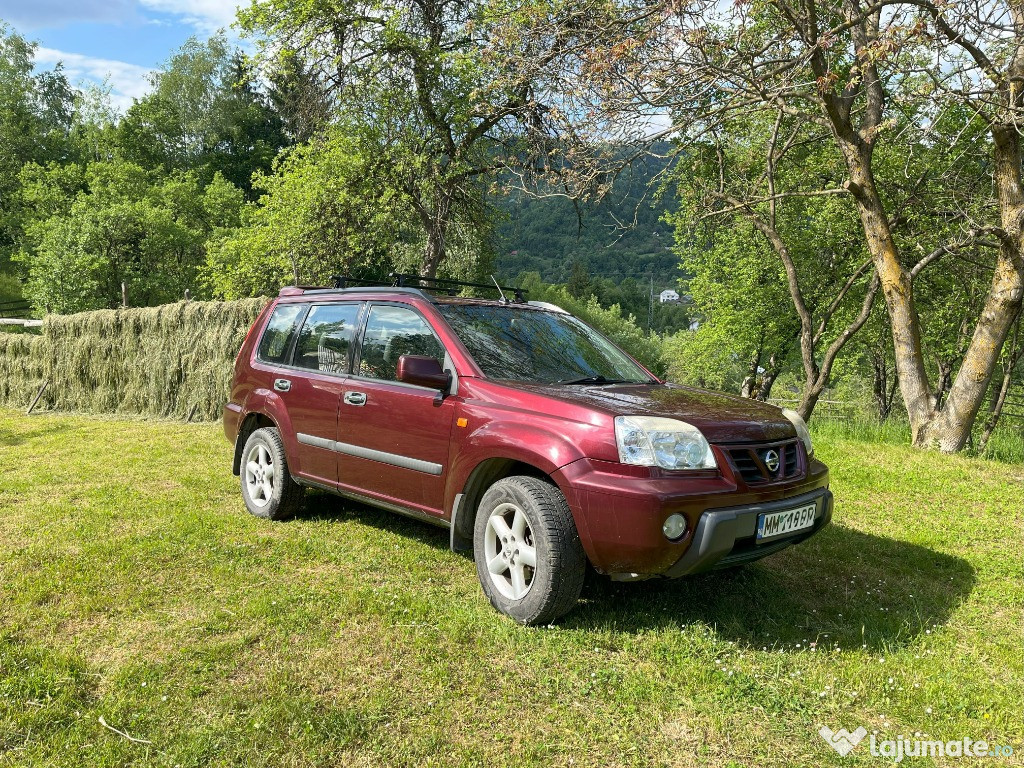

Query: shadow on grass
[568,524,975,650]
[296,490,451,550]
[293,492,974,651]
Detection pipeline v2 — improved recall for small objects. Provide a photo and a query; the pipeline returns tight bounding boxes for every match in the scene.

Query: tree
[666,112,879,419]
[530,0,1024,451]
[0,24,76,262]
[116,36,288,196]
[663,219,799,398]
[204,125,494,299]
[239,0,573,279]
[17,161,243,313]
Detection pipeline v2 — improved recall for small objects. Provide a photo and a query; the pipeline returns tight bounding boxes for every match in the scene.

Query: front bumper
[553,455,832,578]
[664,486,832,577]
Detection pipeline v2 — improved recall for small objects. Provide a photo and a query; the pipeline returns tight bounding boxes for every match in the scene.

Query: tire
[473,476,586,625]
[240,427,304,520]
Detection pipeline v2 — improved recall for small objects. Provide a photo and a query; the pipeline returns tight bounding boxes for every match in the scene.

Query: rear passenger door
[336,303,456,516]
[257,301,362,487]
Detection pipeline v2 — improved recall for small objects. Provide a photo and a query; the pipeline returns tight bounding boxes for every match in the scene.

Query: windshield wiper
[556,375,633,385]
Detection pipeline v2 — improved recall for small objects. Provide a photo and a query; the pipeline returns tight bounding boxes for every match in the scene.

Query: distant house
[659,289,680,304]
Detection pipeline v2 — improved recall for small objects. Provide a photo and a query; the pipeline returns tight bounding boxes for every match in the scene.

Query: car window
[257,304,305,365]
[293,303,362,374]
[358,305,444,381]
[438,304,653,384]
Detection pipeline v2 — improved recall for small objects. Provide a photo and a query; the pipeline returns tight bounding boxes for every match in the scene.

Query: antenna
[490,275,508,303]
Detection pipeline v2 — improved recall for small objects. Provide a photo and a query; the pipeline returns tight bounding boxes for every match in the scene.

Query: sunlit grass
[811,416,1024,464]
[1,409,1021,767]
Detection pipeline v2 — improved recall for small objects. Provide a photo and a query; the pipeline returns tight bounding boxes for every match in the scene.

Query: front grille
[726,440,802,484]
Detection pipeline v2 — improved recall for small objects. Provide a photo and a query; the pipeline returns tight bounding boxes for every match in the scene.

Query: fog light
[662,513,687,541]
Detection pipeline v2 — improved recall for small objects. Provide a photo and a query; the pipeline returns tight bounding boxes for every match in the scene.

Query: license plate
[757,503,817,541]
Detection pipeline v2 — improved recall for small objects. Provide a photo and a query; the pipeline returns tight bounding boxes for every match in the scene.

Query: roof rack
[331,273,527,303]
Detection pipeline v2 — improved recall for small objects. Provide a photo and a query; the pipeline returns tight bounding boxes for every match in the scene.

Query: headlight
[782,408,814,458]
[614,416,717,470]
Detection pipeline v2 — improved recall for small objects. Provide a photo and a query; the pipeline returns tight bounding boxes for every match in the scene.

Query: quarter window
[358,305,444,381]
[257,304,304,365]
[293,303,362,374]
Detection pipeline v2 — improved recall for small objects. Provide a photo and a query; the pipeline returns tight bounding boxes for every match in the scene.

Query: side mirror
[396,355,451,391]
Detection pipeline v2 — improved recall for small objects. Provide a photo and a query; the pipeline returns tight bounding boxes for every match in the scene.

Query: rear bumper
[664,486,832,577]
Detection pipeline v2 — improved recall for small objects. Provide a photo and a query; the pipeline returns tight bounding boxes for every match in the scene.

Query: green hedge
[0,299,268,420]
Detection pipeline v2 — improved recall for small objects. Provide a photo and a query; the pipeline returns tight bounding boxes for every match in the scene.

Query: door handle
[273,378,291,392]
[344,391,366,406]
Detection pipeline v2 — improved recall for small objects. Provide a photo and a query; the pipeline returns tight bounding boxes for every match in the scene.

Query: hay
[0,298,268,420]
[0,333,46,409]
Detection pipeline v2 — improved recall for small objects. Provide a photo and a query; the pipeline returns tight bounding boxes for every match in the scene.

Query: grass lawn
[0,409,1021,767]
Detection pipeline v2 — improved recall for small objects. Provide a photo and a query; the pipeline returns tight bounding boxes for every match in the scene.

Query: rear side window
[257,304,304,365]
[293,303,362,374]
[358,305,444,381]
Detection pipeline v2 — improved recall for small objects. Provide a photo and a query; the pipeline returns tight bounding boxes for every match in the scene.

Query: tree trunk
[842,157,936,441]
[755,354,781,401]
[871,348,899,422]
[932,361,953,410]
[740,347,761,399]
[796,386,823,423]
[919,125,1024,451]
[977,365,1014,454]
[419,193,452,280]
[872,351,889,420]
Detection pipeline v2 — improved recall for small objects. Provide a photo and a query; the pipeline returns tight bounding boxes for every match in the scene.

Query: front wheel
[473,476,586,625]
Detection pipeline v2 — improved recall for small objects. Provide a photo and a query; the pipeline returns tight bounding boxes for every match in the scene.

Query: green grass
[812,416,1024,464]
[0,410,1021,767]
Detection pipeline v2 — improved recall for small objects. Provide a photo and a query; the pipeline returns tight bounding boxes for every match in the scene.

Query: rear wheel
[240,427,304,520]
[473,476,585,625]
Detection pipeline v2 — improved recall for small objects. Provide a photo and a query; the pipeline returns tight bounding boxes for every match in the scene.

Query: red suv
[224,278,831,624]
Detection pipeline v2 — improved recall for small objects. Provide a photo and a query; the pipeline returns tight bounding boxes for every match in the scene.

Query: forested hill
[494,149,680,289]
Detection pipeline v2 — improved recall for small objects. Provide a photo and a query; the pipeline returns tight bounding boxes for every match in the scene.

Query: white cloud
[138,0,243,35]
[35,47,153,112]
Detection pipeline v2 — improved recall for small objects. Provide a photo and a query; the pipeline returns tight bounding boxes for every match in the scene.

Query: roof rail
[331,273,528,303]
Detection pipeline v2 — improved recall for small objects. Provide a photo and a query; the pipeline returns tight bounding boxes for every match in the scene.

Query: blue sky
[1,0,244,110]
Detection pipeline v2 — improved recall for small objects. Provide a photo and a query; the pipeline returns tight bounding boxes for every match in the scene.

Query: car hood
[515,382,796,443]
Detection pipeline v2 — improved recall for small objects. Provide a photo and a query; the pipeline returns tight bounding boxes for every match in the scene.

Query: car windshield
[439,304,655,385]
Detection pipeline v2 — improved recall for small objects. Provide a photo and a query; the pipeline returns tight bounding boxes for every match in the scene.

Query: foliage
[239,0,575,278]
[205,126,424,299]
[662,110,879,412]
[662,218,798,394]
[115,36,288,197]
[16,161,244,313]
[0,23,76,259]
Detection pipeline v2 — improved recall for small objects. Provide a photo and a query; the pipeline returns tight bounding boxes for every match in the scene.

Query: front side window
[358,305,444,381]
[438,304,653,384]
[293,303,362,374]
[257,304,304,365]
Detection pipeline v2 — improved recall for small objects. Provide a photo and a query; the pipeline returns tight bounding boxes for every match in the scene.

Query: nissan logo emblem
[763,449,780,473]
